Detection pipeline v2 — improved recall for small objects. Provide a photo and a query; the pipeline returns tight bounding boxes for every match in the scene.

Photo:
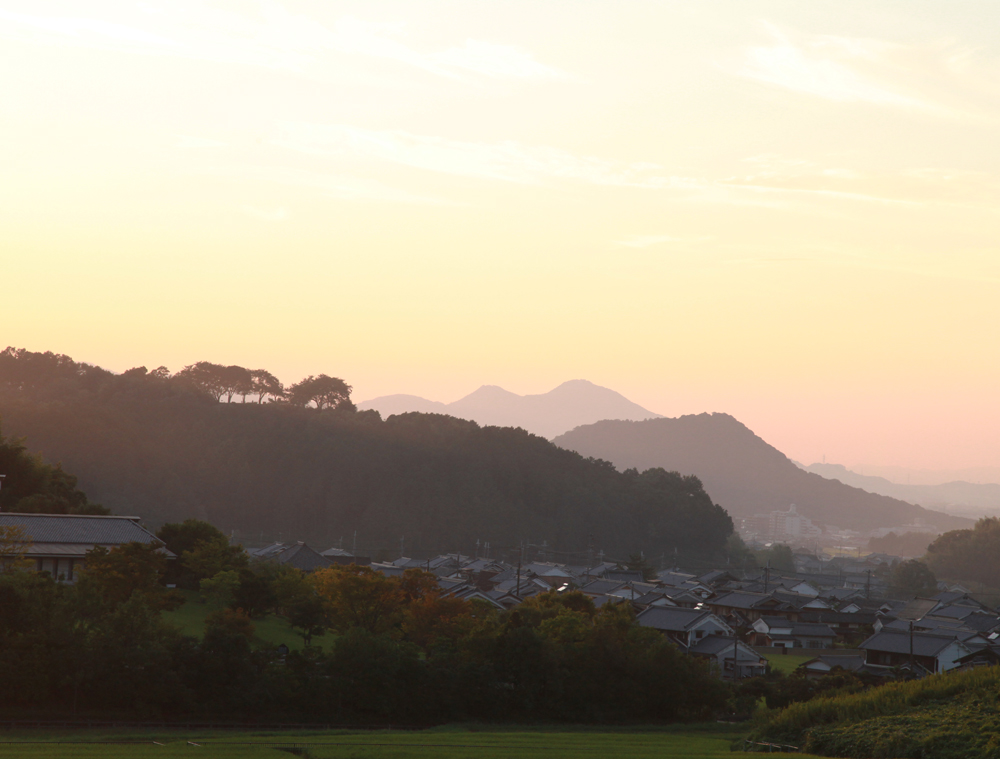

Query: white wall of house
[686,615,733,646]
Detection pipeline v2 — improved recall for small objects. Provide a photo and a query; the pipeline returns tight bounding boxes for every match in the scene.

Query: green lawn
[161,590,324,652]
[0,726,830,759]
[764,652,814,674]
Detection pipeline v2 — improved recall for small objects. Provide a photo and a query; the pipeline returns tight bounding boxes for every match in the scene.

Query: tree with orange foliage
[310,564,403,635]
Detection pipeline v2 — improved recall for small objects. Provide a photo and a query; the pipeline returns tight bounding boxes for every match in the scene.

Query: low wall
[753,646,861,657]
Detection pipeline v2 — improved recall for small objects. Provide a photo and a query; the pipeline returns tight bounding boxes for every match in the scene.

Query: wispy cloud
[615,234,712,249]
[176,135,228,149]
[0,3,566,81]
[241,206,289,222]
[273,122,690,188]
[733,22,996,120]
[229,167,460,207]
[0,7,178,47]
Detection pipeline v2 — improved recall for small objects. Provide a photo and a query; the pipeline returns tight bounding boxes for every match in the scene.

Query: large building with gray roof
[0,512,170,581]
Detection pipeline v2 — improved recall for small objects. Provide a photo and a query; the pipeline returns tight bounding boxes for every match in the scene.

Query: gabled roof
[581,579,626,596]
[606,570,645,583]
[711,591,791,611]
[897,598,939,621]
[634,591,676,606]
[802,654,867,672]
[321,547,355,557]
[658,570,696,586]
[0,512,163,546]
[697,570,738,586]
[370,563,405,577]
[789,622,837,638]
[270,543,332,571]
[860,629,971,657]
[957,612,1000,633]
[929,605,978,620]
[249,542,287,558]
[637,606,727,633]
[755,616,794,630]
[688,635,762,660]
[798,610,879,626]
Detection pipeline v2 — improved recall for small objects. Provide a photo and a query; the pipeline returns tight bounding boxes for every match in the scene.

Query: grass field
[162,591,323,652]
[0,725,829,759]
[764,652,814,674]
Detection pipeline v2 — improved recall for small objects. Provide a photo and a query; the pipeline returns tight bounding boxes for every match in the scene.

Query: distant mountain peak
[358,380,661,439]
[463,384,521,399]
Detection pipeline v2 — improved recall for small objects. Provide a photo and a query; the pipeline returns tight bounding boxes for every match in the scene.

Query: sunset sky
[4,1,1000,472]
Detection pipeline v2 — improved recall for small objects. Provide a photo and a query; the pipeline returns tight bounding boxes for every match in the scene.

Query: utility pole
[764,563,770,593]
[732,621,741,682]
[399,535,405,559]
[866,569,872,600]
[909,621,915,673]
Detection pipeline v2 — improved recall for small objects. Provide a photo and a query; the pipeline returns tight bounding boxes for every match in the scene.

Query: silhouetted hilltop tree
[287,374,353,410]
[0,348,733,561]
[250,369,283,403]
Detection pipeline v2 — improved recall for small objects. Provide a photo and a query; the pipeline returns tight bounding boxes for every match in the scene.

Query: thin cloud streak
[273,122,691,189]
[0,3,567,81]
[732,21,999,122]
[615,235,713,248]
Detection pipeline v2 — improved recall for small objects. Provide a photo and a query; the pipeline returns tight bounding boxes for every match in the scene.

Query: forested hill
[0,348,733,561]
[554,414,971,534]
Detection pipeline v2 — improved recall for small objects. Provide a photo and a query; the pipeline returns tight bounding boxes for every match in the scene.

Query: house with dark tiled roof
[688,635,768,679]
[859,629,972,673]
[248,542,335,572]
[636,606,732,648]
[0,512,171,582]
[799,653,884,679]
[707,591,796,622]
[751,617,837,649]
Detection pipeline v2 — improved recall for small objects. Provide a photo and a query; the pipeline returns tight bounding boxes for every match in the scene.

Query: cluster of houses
[5,512,1000,680]
[251,538,1000,680]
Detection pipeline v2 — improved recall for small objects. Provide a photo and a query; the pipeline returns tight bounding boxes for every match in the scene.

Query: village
[5,510,997,685]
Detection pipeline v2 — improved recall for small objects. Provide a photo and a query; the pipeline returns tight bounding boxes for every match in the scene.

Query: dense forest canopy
[0,348,733,562]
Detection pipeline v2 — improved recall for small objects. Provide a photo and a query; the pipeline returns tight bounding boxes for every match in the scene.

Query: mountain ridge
[800,462,1000,517]
[359,379,662,439]
[553,414,971,535]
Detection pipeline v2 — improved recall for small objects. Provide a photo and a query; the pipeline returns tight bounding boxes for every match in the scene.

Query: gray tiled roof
[790,623,837,637]
[688,635,762,660]
[636,606,714,632]
[0,513,161,546]
[711,591,789,610]
[581,579,626,595]
[273,543,332,571]
[860,629,967,657]
[929,605,977,620]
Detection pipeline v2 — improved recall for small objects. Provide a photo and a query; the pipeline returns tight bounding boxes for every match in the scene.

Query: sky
[3,1,1000,472]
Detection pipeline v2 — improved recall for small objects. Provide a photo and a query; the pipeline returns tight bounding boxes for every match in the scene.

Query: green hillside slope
[751,666,1000,758]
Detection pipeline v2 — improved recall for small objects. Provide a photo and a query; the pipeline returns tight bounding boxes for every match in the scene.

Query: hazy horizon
[4,1,1000,472]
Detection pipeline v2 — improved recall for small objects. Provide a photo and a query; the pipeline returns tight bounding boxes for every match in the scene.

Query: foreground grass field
[0,725,829,759]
